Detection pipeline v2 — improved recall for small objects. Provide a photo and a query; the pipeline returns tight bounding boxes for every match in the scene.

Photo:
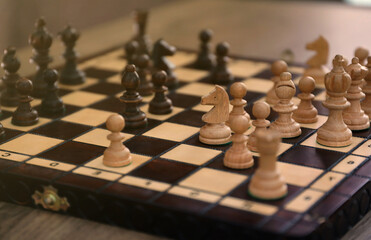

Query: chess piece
[247,101,270,152]
[362,57,371,119]
[136,54,153,96]
[266,60,288,105]
[227,82,251,127]
[152,39,177,89]
[194,29,216,70]
[59,25,85,85]
[12,78,39,126]
[270,72,301,138]
[103,114,132,167]
[355,47,369,66]
[41,69,65,115]
[149,71,172,115]
[292,76,318,123]
[248,129,288,200]
[317,55,352,147]
[343,57,370,130]
[199,85,231,145]
[1,47,20,107]
[210,42,233,85]
[29,17,53,97]
[303,35,329,85]
[132,10,151,55]
[224,115,253,169]
[120,64,147,129]
[124,40,139,66]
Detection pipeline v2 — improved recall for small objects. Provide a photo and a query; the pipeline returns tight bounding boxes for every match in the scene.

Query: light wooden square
[143,122,199,142]
[179,168,247,195]
[96,58,126,72]
[161,144,221,165]
[62,108,115,126]
[310,171,345,192]
[277,162,323,187]
[107,74,121,84]
[1,99,41,112]
[288,66,304,75]
[2,117,51,132]
[174,68,208,82]
[0,134,63,155]
[119,176,171,192]
[168,186,221,203]
[252,142,292,157]
[301,134,364,153]
[73,166,121,181]
[285,189,324,213]
[59,78,99,91]
[352,139,371,157]
[177,82,217,97]
[332,155,367,174]
[85,154,151,174]
[141,104,184,121]
[220,196,278,216]
[242,78,273,93]
[167,51,196,66]
[74,128,134,147]
[62,91,107,107]
[299,115,327,129]
[27,158,76,172]
[0,150,29,162]
[229,60,269,78]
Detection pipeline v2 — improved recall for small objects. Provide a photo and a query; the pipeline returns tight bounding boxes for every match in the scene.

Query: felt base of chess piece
[60,68,85,85]
[103,114,132,167]
[303,66,329,85]
[199,123,231,145]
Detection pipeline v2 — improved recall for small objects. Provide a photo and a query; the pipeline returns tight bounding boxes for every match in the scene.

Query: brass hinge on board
[32,185,70,212]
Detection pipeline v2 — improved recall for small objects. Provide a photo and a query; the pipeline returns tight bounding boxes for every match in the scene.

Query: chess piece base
[12,110,39,126]
[199,123,231,145]
[343,113,370,131]
[122,112,148,129]
[60,69,86,85]
[316,127,352,147]
[103,150,132,167]
[149,100,173,115]
[248,172,288,200]
[224,149,253,169]
[270,121,301,138]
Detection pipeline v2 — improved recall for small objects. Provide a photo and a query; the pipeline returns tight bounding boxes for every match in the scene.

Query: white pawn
[224,115,253,169]
[227,82,251,127]
[292,76,318,124]
[247,101,271,152]
[103,114,132,167]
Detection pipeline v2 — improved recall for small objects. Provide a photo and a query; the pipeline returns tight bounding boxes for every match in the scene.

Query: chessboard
[0,47,370,240]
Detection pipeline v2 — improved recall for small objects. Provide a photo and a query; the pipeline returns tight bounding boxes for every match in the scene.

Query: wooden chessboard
[0,47,370,240]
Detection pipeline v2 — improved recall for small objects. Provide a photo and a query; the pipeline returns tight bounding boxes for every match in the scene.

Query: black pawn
[1,47,20,107]
[120,64,147,128]
[59,25,85,85]
[125,41,139,65]
[149,71,172,115]
[136,54,153,96]
[29,17,53,97]
[210,42,233,85]
[12,78,39,126]
[41,69,65,115]
[194,29,216,70]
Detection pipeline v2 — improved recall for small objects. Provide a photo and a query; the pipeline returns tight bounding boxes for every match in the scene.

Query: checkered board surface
[0,48,370,239]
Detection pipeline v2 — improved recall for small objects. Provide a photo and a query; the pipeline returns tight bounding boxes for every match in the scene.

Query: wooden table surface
[1,0,370,239]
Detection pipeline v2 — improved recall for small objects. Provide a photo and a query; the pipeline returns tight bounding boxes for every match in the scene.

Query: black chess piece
[136,54,153,96]
[210,42,233,85]
[29,17,53,98]
[120,64,147,128]
[1,47,21,107]
[12,78,39,126]
[124,40,139,66]
[132,10,152,55]
[59,25,85,85]
[152,39,177,89]
[149,71,172,115]
[194,29,216,70]
[41,69,65,115]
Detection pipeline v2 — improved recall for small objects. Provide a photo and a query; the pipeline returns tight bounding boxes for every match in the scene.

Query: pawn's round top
[122,64,139,90]
[355,47,369,62]
[4,47,16,56]
[16,78,33,95]
[43,69,59,84]
[216,42,229,56]
[136,54,150,68]
[59,25,80,43]
[230,82,247,98]
[271,60,288,76]
[125,41,139,55]
[106,114,125,133]
[36,17,46,28]
[229,115,250,134]
[253,101,270,120]
[298,76,315,93]
[200,29,213,42]
[152,70,167,86]
[2,47,20,73]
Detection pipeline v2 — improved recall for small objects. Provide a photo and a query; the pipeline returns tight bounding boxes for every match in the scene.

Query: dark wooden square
[282,127,315,144]
[0,128,23,143]
[206,154,257,176]
[167,92,201,109]
[35,104,82,119]
[0,110,13,121]
[31,120,92,140]
[83,67,118,79]
[184,133,231,151]
[131,158,197,184]
[125,136,177,156]
[82,82,122,95]
[167,110,204,127]
[90,96,122,113]
[39,141,105,165]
